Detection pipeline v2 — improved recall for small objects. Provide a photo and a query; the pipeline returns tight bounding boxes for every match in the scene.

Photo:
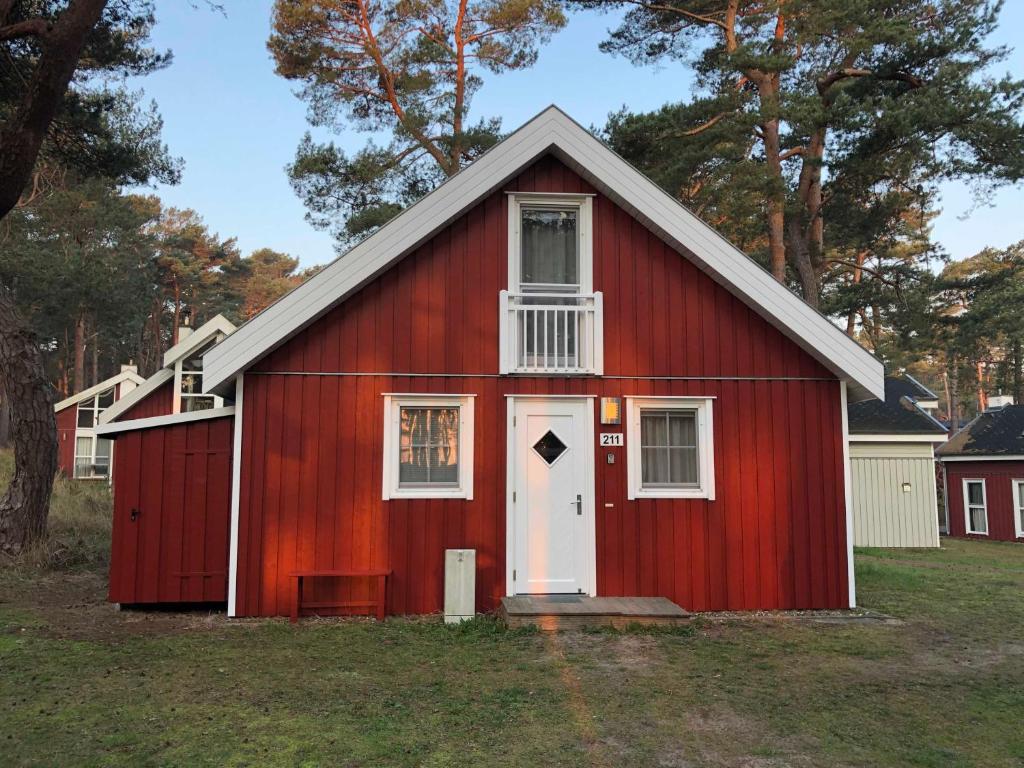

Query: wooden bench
[288,569,391,624]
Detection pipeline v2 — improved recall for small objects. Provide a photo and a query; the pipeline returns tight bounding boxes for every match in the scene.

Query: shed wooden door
[108,419,233,605]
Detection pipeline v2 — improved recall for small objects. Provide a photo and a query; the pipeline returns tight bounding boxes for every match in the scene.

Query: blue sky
[130,1,1024,268]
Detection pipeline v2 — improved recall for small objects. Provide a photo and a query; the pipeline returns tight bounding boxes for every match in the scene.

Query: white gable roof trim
[97,369,174,425]
[54,369,145,413]
[95,406,235,437]
[203,106,883,401]
[163,314,236,369]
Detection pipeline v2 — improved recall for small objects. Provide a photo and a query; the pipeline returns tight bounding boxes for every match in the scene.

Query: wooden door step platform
[500,595,691,630]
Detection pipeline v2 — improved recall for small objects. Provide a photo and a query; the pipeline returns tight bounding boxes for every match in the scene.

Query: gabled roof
[163,314,236,369]
[98,314,235,425]
[848,376,948,437]
[53,369,145,413]
[938,405,1024,457]
[203,106,883,400]
[97,369,174,426]
[884,376,937,405]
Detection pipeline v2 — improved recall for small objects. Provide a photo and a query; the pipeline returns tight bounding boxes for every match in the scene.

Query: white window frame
[626,396,715,500]
[73,433,112,480]
[382,394,475,500]
[76,386,115,429]
[1013,479,1024,539]
[507,193,593,294]
[173,347,223,415]
[962,478,988,535]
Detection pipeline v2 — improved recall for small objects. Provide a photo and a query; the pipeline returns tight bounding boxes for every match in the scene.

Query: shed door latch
[130,507,140,522]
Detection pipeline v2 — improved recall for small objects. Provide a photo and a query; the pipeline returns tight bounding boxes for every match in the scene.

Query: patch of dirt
[0,571,236,642]
[553,631,666,674]
[681,709,822,768]
[697,609,903,626]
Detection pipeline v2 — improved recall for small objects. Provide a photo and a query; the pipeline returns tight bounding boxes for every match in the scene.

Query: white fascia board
[939,454,1024,462]
[542,119,883,400]
[849,433,948,443]
[95,406,235,437]
[202,106,884,400]
[54,370,147,413]
[97,369,175,425]
[163,314,237,369]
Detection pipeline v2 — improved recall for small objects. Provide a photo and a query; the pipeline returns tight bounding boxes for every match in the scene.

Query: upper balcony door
[500,193,603,375]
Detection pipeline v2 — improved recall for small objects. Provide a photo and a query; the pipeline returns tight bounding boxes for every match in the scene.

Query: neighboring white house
[848,376,948,547]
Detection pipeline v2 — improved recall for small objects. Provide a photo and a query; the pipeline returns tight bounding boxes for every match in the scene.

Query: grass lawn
[2,458,1024,766]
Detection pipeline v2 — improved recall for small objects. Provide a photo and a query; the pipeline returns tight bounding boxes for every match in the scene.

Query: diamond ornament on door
[533,430,568,465]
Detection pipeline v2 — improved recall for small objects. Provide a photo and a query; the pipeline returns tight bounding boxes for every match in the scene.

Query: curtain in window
[399,407,459,485]
[640,410,698,486]
[966,482,987,533]
[520,208,578,289]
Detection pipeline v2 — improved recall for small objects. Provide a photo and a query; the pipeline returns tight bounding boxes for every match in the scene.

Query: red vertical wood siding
[943,460,1024,542]
[56,405,76,476]
[234,155,849,617]
[119,379,175,420]
[108,417,233,604]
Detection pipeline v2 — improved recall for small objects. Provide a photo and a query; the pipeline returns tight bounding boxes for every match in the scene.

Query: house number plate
[599,433,624,447]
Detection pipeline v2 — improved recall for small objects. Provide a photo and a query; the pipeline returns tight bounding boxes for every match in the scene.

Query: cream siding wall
[850,441,940,548]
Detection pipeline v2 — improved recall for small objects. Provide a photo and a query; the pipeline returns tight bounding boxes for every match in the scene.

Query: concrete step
[500,595,691,631]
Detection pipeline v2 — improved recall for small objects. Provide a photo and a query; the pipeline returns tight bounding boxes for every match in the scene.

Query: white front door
[510,398,594,595]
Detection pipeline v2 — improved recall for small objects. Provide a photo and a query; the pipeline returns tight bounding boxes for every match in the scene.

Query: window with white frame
[963,479,988,535]
[74,435,112,479]
[1013,479,1024,538]
[509,194,592,295]
[175,346,221,413]
[76,387,115,428]
[626,397,715,499]
[382,395,475,499]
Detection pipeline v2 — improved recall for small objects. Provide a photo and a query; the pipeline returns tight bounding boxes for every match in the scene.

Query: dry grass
[0,449,112,571]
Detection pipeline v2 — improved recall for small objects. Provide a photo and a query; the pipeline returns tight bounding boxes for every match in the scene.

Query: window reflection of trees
[399,407,459,485]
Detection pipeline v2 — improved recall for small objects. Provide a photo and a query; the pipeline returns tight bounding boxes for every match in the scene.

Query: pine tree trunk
[0,395,10,448]
[760,114,788,283]
[943,370,952,422]
[0,286,57,556]
[91,323,98,388]
[976,360,987,412]
[73,313,86,394]
[787,225,822,309]
[950,355,961,428]
[1013,340,1023,404]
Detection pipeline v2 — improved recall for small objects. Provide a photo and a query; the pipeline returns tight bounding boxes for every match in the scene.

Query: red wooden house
[938,403,1024,542]
[54,366,144,480]
[100,107,883,617]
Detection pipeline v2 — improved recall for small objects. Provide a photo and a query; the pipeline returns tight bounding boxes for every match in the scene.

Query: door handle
[130,507,140,522]
[575,494,582,516]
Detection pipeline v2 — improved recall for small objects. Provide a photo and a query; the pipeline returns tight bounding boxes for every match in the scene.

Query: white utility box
[444,549,476,624]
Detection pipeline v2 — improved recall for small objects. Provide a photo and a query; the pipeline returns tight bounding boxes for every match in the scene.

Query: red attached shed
[107,417,234,604]
[110,107,884,619]
[97,316,238,605]
[938,405,1024,542]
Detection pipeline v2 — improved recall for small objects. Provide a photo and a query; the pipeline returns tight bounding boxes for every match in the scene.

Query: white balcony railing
[499,291,603,375]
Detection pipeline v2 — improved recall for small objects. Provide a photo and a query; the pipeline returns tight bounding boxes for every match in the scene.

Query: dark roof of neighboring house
[887,374,938,402]
[937,405,1024,457]
[848,376,948,436]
